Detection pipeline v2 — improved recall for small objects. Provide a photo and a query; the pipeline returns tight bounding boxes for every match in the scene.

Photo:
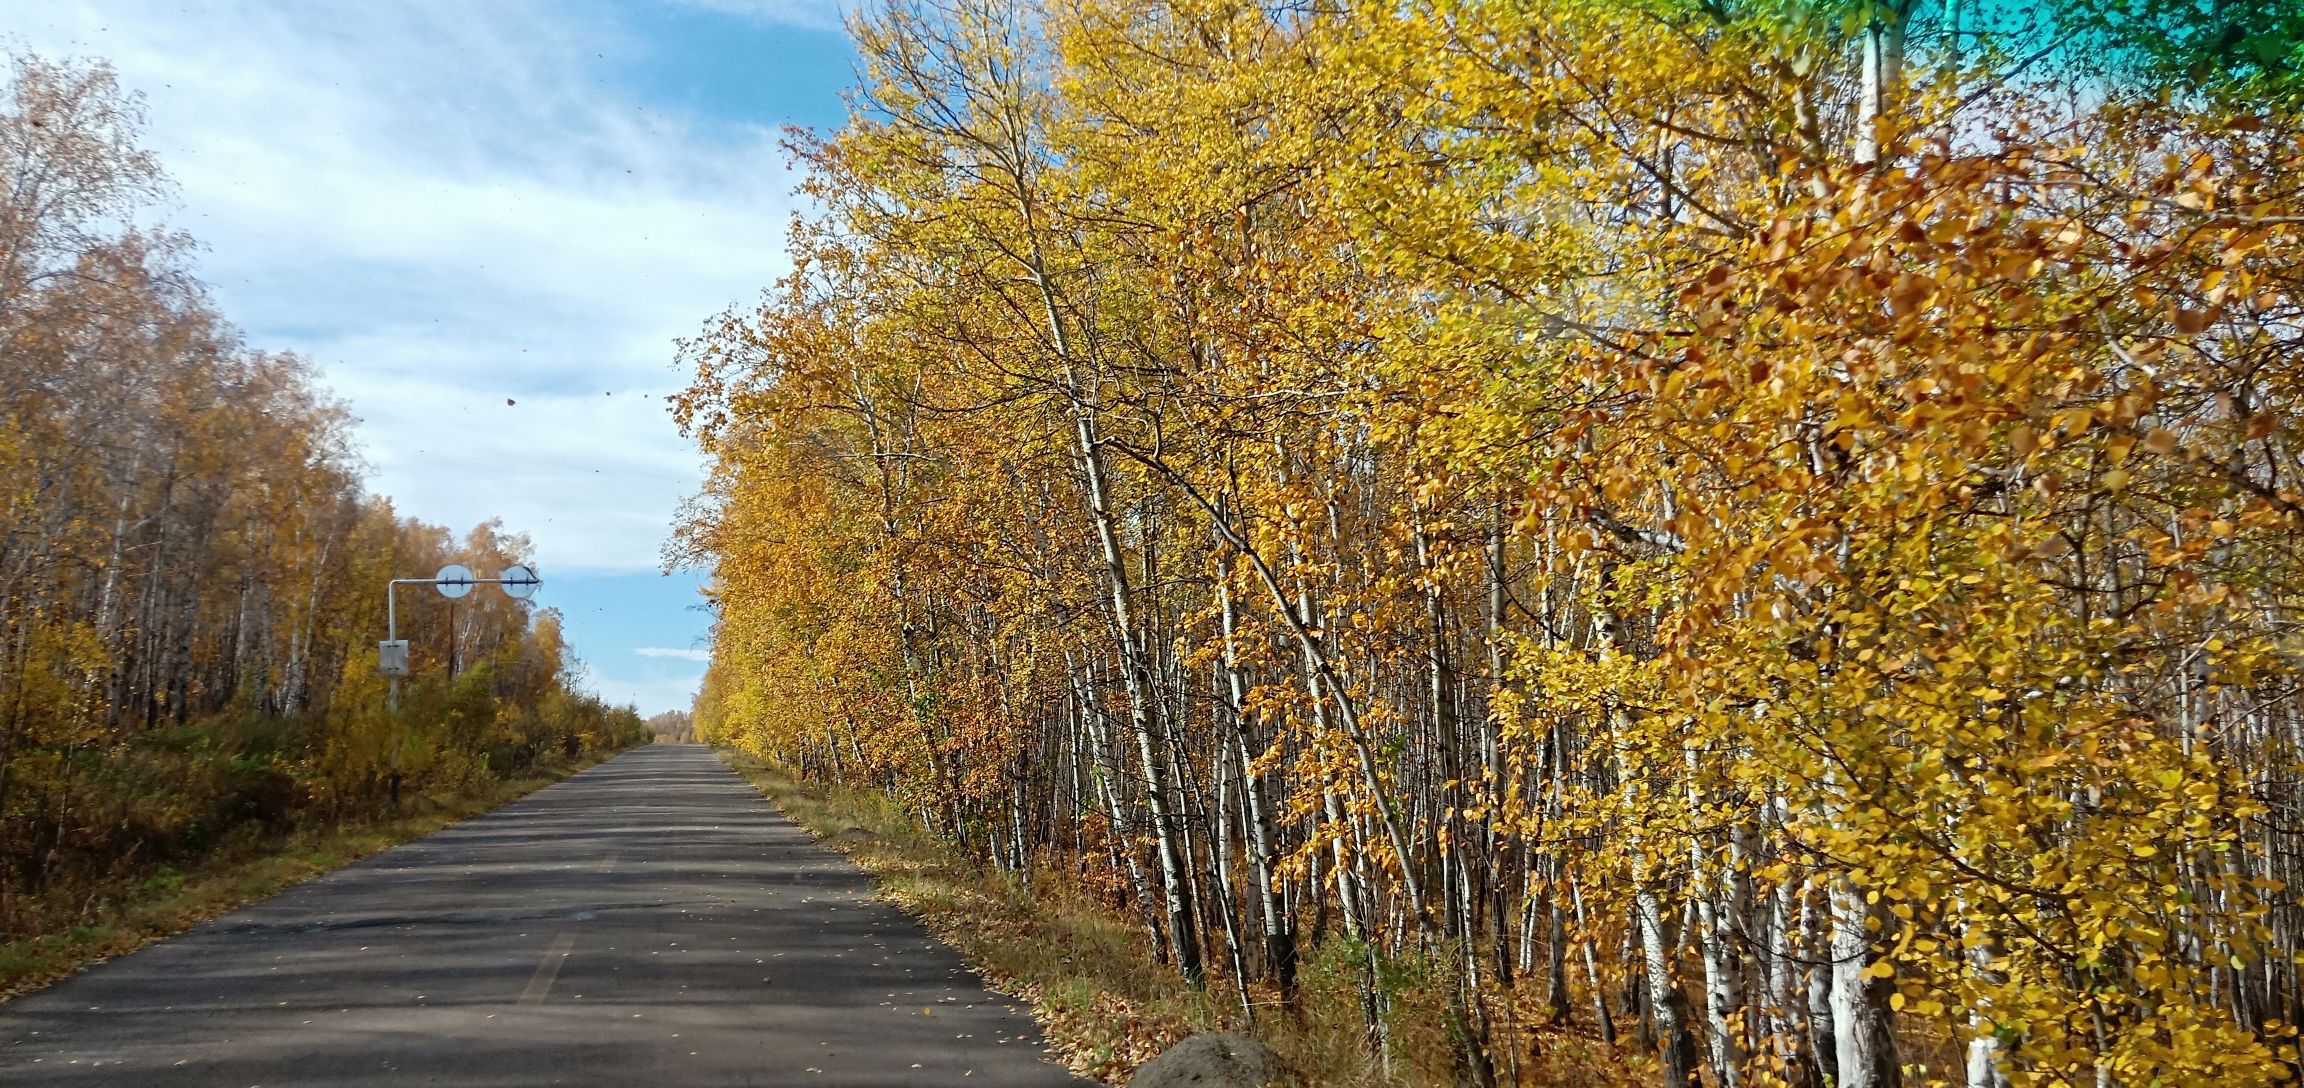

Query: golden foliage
[678,2,2304,1084]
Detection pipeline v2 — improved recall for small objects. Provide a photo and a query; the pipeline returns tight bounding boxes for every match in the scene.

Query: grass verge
[719,749,1603,1087]
[0,746,627,1002]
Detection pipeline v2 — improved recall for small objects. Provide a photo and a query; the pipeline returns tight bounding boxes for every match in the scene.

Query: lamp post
[380,563,541,805]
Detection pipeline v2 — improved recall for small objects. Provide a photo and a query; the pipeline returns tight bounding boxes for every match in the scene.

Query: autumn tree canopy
[677,1,2304,1084]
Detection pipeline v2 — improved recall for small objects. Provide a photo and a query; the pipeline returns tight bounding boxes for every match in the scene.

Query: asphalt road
[0,743,1094,1086]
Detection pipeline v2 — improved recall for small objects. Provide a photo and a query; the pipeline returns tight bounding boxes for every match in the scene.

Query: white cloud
[633,647,712,662]
[582,668,707,716]
[9,0,803,575]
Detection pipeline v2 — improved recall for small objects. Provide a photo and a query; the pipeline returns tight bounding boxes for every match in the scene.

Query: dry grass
[0,748,621,1002]
[722,750,1634,1087]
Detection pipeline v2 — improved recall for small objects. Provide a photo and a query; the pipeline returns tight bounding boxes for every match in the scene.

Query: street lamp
[379,563,541,805]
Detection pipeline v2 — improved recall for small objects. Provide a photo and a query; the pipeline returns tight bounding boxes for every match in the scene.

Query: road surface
[0,744,1093,1086]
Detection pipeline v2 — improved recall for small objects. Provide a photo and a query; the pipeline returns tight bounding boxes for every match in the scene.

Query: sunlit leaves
[678,0,2304,1083]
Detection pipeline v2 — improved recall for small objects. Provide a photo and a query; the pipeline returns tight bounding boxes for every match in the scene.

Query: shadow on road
[0,744,1092,1087]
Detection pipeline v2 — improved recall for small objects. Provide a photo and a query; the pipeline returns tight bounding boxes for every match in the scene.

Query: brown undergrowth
[720,749,1639,1087]
[0,745,628,1001]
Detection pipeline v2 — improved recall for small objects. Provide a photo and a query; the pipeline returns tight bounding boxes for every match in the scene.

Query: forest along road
[0,743,1093,1086]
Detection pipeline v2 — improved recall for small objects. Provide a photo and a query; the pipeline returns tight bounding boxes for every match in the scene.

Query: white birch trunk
[1830,876,1902,1088]
[1633,847,1702,1088]
[1855,1,1908,167]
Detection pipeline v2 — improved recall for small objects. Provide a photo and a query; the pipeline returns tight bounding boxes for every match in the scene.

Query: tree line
[676,1,2303,1084]
[0,53,644,937]
[649,710,697,742]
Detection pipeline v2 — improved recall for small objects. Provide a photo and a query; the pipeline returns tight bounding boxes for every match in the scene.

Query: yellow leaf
[2008,424,2037,460]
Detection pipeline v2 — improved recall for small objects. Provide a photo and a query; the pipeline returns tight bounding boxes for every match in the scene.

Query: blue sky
[5,1,858,714]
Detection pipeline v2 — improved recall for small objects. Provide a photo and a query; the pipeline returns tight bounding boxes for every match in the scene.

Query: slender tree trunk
[1855,0,1908,167]
[1217,567,1296,997]
[1830,876,1903,1088]
[1769,875,1823,1088]
[1633,850,1702,1088]
[1571,872,1618,1045]
[1963,904,2010,1088]
[1071,653,1166,958]
[1073,411,1201,987]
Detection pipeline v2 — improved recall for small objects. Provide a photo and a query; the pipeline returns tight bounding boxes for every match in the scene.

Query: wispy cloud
[633,647,712,662]
[11,0,805,574]
[5,0,816,713]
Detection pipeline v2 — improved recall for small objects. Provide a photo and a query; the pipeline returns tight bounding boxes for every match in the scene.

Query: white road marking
[518,934,577,1005]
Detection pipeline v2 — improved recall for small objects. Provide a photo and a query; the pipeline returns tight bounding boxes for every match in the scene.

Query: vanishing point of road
[0,744,1093,1086]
